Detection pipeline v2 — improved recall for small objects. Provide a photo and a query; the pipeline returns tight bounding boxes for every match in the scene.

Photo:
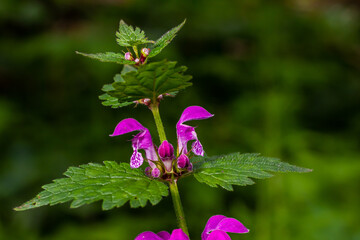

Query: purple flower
[201,215,249,240]
[135,215,248,240]
[110,118,157,169]
[176,106,214,156]
[135,229,189,240]
[111,106,213,172]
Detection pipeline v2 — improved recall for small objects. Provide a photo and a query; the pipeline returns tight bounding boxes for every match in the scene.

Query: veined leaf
[100,60,192,108]
[149,19,186,58]
[193,153,311,191]
[116,20,152,47]
[76,52,135,65]
[15,162,169,211]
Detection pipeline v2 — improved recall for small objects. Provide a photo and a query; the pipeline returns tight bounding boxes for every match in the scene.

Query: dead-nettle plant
[15,20,311,240]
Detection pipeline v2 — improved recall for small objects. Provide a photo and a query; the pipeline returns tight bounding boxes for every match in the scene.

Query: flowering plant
[15,20,311,239]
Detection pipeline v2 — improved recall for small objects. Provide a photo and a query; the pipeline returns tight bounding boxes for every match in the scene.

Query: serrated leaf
[76,51,135,65]
[15,162,169,211]
[116,20,152,47]
[149,19,186,58]
[100,60,192,108]
[193,153,311,191]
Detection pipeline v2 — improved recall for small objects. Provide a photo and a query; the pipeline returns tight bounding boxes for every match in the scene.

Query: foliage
[15,162,168,211]
[193,153,311,191]
[116,20,152,47]
[148,19,186,58]
[100,60,192,108]
[75,52,135,65]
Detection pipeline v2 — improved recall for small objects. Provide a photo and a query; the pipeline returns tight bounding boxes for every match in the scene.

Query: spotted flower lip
[201,215,249,240]
[135,229,189,240]
[176,106,214,156]
[110,118,157,169]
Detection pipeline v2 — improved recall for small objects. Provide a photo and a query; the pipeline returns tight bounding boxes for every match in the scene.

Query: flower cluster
[135,215,249,240]
[110,106,213,180]
[125,48,150,65]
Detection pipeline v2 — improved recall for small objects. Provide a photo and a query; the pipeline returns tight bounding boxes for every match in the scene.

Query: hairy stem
[150,104,167,142]
[169,180,189,237]
[150,104,189,237]
[132,45,139,59]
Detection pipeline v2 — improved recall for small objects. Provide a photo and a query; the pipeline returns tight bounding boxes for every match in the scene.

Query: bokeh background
[1,0,360,239]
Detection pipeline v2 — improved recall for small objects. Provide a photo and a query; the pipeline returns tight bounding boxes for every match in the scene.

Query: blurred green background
[1,0,360,239]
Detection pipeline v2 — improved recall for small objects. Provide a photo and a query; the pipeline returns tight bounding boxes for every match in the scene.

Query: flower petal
[178,106,214,124]
[176,106,213,155]
[157,231,171,240]
[201,215,227,240]
[216,218,249,234]
[169,229,189,240]
[110,118,157,168]
[206,230,231,240]
[135,231,163,240]
[130,150,144,168]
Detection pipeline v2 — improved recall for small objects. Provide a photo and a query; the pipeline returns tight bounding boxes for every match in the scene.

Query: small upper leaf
[192,153,311,191]
[116,20,152,47]
[15,162,169,211]
[100,60,192,108]
[76,52,135,65]
[149,19,186,58]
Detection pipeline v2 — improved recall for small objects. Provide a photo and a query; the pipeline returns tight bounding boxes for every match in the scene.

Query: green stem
[150,104,167,142]
[169,180,189,237]
[132,46,139,59]
[150,104,189,237]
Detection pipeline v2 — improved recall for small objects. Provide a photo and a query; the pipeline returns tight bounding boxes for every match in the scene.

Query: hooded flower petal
[176,106,214,155]
[216,217,249,234]
[169,229,189,240]
[157,231,171,240]
[110,118,157,168]
[201,215,249,240]
[135,231,163,240]
[206,230,231,240]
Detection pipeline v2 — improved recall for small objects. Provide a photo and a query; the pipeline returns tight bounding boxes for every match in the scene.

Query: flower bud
[134,58,140,65]
[151,167,161,178]
[143,98,151,105]
[177,154,189,169]
[158,140,174,159]
[145,167,152,177]
[187,163,193,171]
[124,52,134,61]
[141,48,150,57]
[157,94,164,101]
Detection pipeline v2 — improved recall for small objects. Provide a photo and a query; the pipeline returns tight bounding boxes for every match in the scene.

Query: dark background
[1,0,360,239]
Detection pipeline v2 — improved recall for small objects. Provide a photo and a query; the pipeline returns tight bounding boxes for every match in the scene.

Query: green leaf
[76,51,135,65]
[116,20,152,47]
[149,19,186,58]
[193,153,312,191]
[15,162,169,211]
[100,60,192,108]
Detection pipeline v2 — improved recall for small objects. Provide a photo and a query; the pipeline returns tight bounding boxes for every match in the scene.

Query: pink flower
[135,215,249,240]
[135,229,189,240]
[201,215,249,240]
[110,106,213,172]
